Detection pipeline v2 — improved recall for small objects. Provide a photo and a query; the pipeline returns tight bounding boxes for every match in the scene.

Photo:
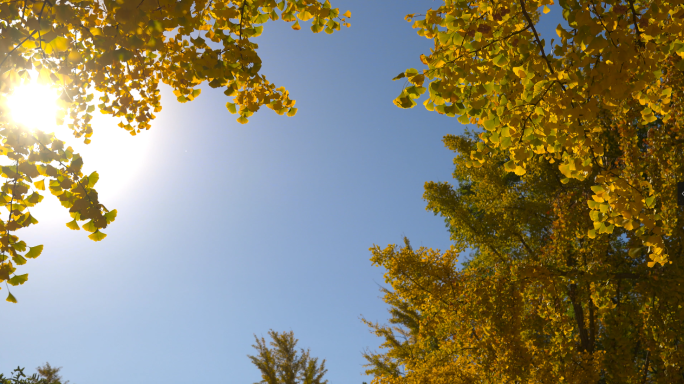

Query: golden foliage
[394,0,684,265]
[0,0,349,300]
[365,133,684,382]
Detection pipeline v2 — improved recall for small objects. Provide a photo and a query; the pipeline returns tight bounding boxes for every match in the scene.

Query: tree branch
[568,283,592,353]
[641,350,650,384]
[519,0,555,75]
[627,0,643,43]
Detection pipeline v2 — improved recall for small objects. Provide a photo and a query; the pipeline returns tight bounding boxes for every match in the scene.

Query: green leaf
[25,245,43,259]
[483,116,499,131]
[406,86,426,99]
[6,292,17,303]
[405,68,419,77]
[287,108,298,117]
[82,220,97,232]
[88,230,107,242]
[12,255,26,265]
[226,102,237,114]
[393,96,416,109]
[676,59,684,71]
[87,171,99,188]
[8,274,28,286]
[392,72,406,81]
[13,241,26,253]
[105,209,117,224]
[645,195,656,208]
[113,49,134,62]
[673,40,684,53]
[492,54,509,67]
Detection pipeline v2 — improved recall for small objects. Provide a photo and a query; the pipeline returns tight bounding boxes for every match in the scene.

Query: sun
[6,81,61,133]
[5,80,155,208]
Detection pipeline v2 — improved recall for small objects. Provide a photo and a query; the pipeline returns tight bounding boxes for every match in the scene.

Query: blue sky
[0,1,563,383]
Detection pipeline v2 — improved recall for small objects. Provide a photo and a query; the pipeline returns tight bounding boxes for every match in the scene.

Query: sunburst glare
[7,81,61,133]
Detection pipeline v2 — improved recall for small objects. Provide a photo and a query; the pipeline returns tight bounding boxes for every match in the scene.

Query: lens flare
[7,82,61,132]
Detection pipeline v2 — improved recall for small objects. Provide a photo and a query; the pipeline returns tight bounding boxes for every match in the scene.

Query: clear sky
[0,1,562,383]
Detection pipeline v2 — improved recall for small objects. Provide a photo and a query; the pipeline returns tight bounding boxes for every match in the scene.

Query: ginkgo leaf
[66,220,80,230]
[6,292,17,303]
[105,210,117,224]
[25,245,44,259]
[12,255,27,266]
[49,36,69,52]
[87,171,99,188]
[8,274,28,286]
[492,54,509,67]
[88,230,107,242]
[226,102,237,114]
[82,220,97,233]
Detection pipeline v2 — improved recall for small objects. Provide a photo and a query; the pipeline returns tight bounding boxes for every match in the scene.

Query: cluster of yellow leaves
[365,133,684,383]
[0,0,348,301]
[394,0,684,266]
[0,127,114,302]
[1,0,350,133]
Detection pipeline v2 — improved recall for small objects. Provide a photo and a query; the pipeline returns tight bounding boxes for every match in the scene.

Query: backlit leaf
[88,230,107,242]
[8,274,28,286]
[25,245,43,259]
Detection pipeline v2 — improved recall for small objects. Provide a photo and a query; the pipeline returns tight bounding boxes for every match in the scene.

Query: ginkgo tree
[393,0,684,266]
[0,0,350,301]
[364,130,684,383]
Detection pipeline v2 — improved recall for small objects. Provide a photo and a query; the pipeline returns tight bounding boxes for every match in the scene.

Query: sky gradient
[0,1,563,383]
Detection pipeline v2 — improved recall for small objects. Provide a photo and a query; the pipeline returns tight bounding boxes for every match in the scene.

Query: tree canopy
[249,330,328,384]
[0,0,349,301]
[364,130,684,382]
[393,0,684,266]
[363,0,684,382]
[0,363,67,384]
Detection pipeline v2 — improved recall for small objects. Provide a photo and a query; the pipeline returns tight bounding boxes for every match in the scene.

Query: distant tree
[0,367,45,384]
[0,363,68,384]
[248,330,328,384]
[35,363,67,384]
